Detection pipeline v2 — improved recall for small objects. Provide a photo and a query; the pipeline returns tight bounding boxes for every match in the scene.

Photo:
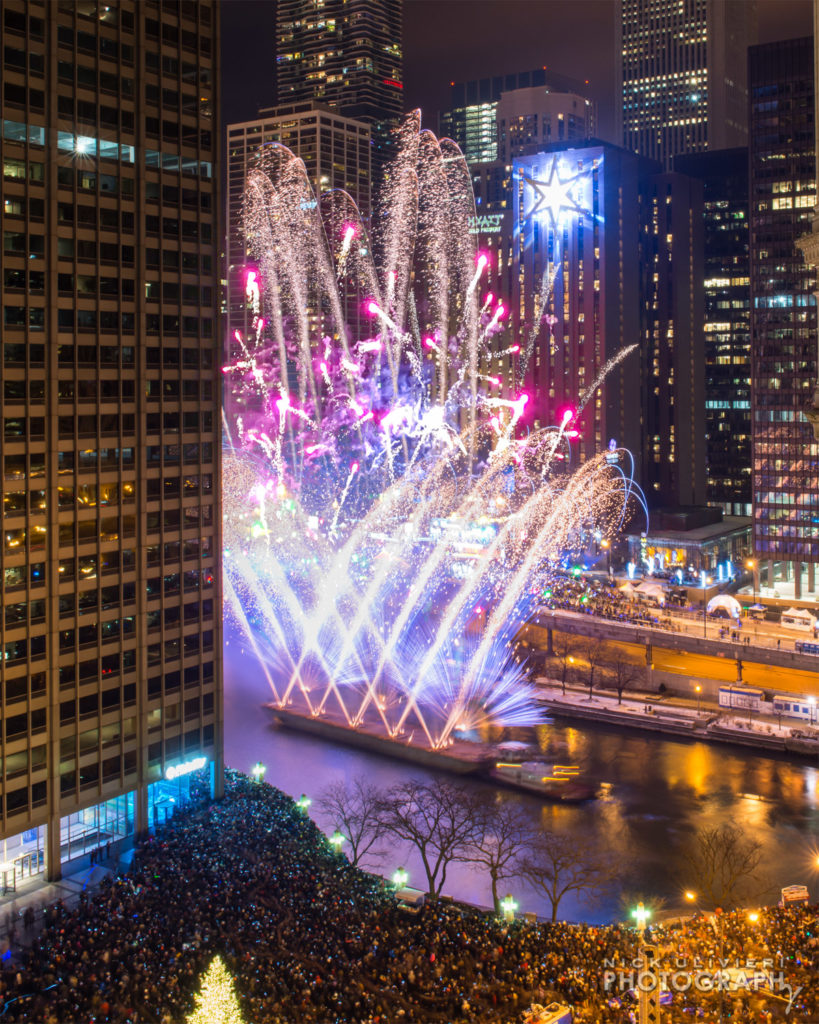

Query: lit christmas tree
[187,955,245,1024]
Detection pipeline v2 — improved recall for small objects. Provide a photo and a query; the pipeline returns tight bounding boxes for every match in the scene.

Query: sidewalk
[0,841,135,954]
[535,678,819,754]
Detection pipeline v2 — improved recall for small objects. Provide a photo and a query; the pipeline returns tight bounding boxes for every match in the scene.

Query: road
[523,622,819,697]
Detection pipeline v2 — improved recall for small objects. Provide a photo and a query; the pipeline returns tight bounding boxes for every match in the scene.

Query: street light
[747,559,756,606]
[685,892,725,1024]
[701,570,708,638]
[251,761,266,783]
[329,830,345,852]
[695,685,702,715]
[392,866,409,888]
[296,793,312,813]
[501,893,519,922]
[601,539,611,575]
[810,696,816,727]
[747,910,759,924]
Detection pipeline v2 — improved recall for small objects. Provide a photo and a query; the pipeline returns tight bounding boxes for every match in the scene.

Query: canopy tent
[706,594,742,618]
[781,606,814,622]
[634,581,665,604]
[780,607,816,633]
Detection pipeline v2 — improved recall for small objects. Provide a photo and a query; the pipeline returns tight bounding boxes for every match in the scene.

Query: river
[224,639,819,923]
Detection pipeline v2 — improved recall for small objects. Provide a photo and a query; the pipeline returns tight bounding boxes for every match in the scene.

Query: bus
[718,686,764,712]
[772,695,816,722]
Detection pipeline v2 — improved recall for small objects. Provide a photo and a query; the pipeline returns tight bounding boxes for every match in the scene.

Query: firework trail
[223,113,646,748]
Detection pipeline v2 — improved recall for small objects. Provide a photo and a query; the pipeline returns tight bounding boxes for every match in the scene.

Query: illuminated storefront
[628,514,752,573]
[60,792,134,863]
[147,757,210,826]
[0,825,46,891]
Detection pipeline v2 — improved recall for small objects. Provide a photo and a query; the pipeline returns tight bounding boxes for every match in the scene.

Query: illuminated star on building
[523,155,593,229]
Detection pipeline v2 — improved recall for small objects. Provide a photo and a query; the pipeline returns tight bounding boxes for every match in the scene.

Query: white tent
[780,607,816,631]
[634,581,665,605]
[706,594,742,618]
[782,607,814,622]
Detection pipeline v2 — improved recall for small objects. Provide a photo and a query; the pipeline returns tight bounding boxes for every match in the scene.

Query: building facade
[749,37,819,597]
[0,0,222,881]
[276,0,402,171]
[225,104,371,373]
[617,0,756,170]
[513,141,705,507]
[676,148,751,516]
[441,69,591,165]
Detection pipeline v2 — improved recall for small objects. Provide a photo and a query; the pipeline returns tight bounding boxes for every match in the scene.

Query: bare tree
[377,779,482,897]
[681,822,768,910]
[609,659,641,704]
[467,801,540,914]
[552,633,577,696]
[522,831,616,922]
[317,775,384,867]
[582,638,607,700]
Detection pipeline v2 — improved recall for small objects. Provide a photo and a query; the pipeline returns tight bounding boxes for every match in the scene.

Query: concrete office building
[617,0,757,169]
[225,104,371,372]
[441,69,591,165]
[497,87,594,163]
[0,0,222,882]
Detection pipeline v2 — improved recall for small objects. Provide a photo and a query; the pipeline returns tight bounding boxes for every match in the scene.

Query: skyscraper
[749,37,818,598]
[225,104,371,380]
[441,69,591,164]
[513,141,705,507]
[675,148,751,516]
[617,0,757,170]
[0,0,222,881]
[276,0,402,170]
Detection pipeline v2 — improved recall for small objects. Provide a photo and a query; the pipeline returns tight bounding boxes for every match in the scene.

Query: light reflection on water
[225,641,819,923]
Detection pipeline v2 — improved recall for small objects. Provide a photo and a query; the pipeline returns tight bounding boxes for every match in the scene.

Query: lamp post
[695,685,701,715]
[602,539,611,575]
[701,570,708,638]
[685,892,725,1024]
[329,830,345,853]
[296,793,312,814]
[810,696,816,727]
[251,762,266,783]
[392,866,409,889]
[747,559,756,606]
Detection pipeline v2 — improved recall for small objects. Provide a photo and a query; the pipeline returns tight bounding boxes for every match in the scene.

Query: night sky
[221,0,814,140]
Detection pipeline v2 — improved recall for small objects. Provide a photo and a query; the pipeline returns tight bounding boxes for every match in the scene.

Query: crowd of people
[0,770,815,1023]
[538,577,672,629]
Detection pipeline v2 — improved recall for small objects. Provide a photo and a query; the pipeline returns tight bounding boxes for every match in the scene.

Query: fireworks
[223,114,645,749]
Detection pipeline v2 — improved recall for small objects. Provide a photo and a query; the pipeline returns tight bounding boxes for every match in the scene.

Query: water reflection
[225,642,819,922]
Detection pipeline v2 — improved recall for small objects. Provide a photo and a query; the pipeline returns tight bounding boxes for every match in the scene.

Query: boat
[486,760,597,802]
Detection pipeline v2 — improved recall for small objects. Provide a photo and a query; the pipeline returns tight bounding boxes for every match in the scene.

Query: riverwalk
[536,678,819,755]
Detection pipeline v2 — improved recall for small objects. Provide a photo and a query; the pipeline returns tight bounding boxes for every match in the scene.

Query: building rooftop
[642,515,752,543]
